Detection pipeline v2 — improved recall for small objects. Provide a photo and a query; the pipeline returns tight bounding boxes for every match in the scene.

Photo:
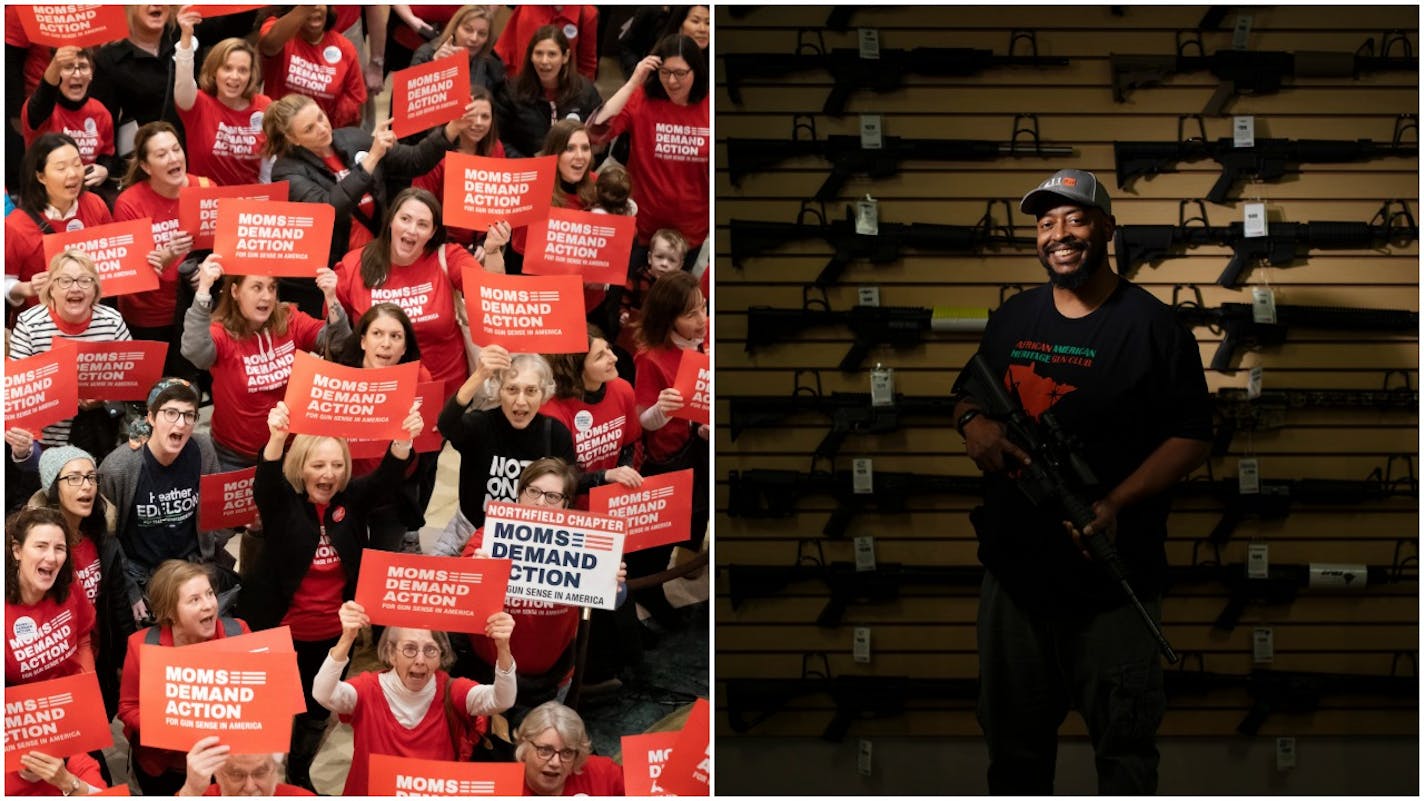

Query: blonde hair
[198,38,261,101]
[281,435,352,496]
[438,6,496,57]
[45,249,103,309]
[261,93,318,158]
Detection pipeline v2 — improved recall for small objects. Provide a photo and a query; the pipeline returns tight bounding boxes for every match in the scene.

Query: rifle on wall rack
[1209,373,1418,456]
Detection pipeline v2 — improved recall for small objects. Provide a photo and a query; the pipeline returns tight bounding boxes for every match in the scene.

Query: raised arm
[314,601,367,715]
[173,7,202,111]
[180,254,224,369]
[463,612,517,714]
[257,5,309,57]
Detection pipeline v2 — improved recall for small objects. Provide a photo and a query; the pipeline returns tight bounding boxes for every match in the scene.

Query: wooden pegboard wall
[714,4,1420,741]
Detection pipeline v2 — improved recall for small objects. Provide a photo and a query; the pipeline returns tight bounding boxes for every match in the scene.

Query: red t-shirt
[340,670,487,796]
[412,142,506,249]
[5,8,51,97]
[4,751,106,796]
[113,175,212,327]
[634,345,698,464]
[4,590,97,685]
[118,620,252,777]
[260,17,366,129]
[599,88,710,247]
[521,754,626,796]
[176,91,271,187]
[207,308,326,458]
[334,244,473,392]
[541,379,641,507]
[279,506,345,641]
[494,5,598,81]
[461,528,579,676]
[4,193,113,309]
[70,536,102,608]
[21,96,115,165]
[203,782,313,796]
[322,152,377,252]
[351,362,433,478]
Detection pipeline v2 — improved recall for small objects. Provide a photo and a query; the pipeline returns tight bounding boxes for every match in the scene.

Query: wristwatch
[954,408,982,437]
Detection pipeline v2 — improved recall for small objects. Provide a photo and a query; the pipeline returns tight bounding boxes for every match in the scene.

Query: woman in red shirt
[258,6,366,129]
[173,11,271,187]
[180,254,349,471]
[334,186,508,398]
[21,46,117,205]
[3,506,97,687]
[117,560,251,796]
[629,271,708,627]
[542,329,644,509]
[113,122,210,379]
[515,701,626,796]
[507,119,596,278]
[590,35,710,270]
[5,134,112,315]
[411,86,504,249]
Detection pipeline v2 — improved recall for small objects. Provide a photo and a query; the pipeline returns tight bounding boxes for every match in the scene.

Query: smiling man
[951,169,1212,794]
[99,377,230,592]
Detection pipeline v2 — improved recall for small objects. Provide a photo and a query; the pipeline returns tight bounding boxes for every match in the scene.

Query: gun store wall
[714,4,1418,795]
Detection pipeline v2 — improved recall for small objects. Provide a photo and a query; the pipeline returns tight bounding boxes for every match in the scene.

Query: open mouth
[166,430,185,447]
[198,613,216,628]
[166,163,185,179]
[35,564,56,583]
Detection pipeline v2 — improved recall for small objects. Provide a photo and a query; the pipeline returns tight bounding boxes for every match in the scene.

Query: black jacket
[271,125,456,269]
[239,447,412,633]
[398,46,508,146]
[91,33,182,139]
[495,77,603,158]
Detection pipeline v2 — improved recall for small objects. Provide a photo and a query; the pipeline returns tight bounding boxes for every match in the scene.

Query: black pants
[977,572,1165,795]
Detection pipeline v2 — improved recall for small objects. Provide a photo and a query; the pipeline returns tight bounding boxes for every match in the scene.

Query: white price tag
[1253,627,1274,663]
[858,286,881,307]
[852,458,874,494]
[860,114,883,150]
[1243,202,1268,238]
[858,28,880,59]
[1251,286,1277,324]
[1238,457,1261,495]
[1233,116,1256,148]
[1247,366,1264,399]
[858,739,873,776]
[870,364,895,406]
[855,197,879,236]
[854,536,877,572]
[1232,14,1254,49]
[1247,543,1270,579]
[1275,737,1296,771]
[853,627,872,663]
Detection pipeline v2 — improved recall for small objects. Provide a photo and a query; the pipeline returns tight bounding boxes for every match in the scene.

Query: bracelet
[370,56,385,67]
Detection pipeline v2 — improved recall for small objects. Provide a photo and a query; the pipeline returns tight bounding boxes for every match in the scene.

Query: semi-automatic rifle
[1210,375,1418,455]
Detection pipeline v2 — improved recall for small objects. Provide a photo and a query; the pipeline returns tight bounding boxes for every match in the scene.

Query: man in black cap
[952,169,1212,793]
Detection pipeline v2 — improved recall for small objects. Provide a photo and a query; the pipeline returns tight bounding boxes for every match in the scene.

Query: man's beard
[1038,237,1107,290]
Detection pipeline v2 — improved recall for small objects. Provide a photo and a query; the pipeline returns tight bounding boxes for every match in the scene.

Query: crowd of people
[5,5,710,796]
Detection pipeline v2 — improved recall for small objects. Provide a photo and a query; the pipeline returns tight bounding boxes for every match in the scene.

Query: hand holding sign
[339,600,371,640]
[657,387,685,415]
[604,466,644,488]
[194,253,225,295]
[180,736,231,799]
[267,401,291,438]
[17,752,77,791]
[316,266,339,308]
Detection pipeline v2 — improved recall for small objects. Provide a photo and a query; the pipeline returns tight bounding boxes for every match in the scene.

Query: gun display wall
[715,5,1419,745]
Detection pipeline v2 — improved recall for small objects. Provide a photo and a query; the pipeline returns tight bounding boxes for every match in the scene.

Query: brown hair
[198,37,262,101]
[594,165,632,215]
[649,228,688,261]
[376,627,456,670]
[517,458,578,505]
[260,93,318,158]
[147,560,215,630]
[540,120,597,211]
[120,121,183,190]
[513,25,582,105]
[636,270,701,349]
[212,275,292,339]
[359,188,446,289]
[461,85,500,157]
[6,507,75,605]
[547,325,605,401]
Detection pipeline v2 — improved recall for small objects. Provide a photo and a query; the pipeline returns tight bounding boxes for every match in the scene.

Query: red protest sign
[621,731,679,796]
[43,217,157,298]
[589,469,693,553]
[347,380,443,460]
[138,645,297,753]
[4,349,79,433]
[461,268,587,354]
[659,698,711,796]
[283,351,419,440]
[196,5,267,17]
[212,199,335,277]
[198,468,257,530]
[391,55,472,139]
[368,755,524,796]
[17,5,129,48]
[523,207,637,285]
[49,338,167,401]
[189,627,305,715]
[3,672,114,774]
[442,153,555,231]
[670,349,710,425]
[179,181,289,250]
[354,550,512,634]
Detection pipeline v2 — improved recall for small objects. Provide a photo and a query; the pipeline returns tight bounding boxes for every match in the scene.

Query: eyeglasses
[155,408,198,424]
[532,745,579,763]
[52,276,97,289]
[59,64,93,76]
[398,643,442,660]
[218,763,273,784]
[522,486,567,505]
[657,67,692,80]
[57,473,98,487]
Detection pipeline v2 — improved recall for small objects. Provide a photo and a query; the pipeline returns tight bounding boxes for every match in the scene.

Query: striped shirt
[9,303,132,447]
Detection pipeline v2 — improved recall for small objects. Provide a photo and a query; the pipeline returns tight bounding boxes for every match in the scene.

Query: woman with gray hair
[515,701,625,795]
[432,347,577,556]
[313,599,516,795]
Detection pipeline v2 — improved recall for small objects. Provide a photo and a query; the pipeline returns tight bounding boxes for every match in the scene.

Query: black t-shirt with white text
[122,441,202,568]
